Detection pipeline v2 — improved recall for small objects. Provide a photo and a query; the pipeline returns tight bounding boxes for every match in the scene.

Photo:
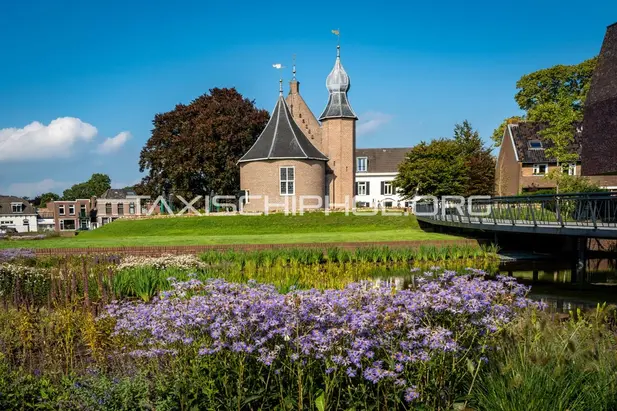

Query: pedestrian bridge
[415,192,617,239]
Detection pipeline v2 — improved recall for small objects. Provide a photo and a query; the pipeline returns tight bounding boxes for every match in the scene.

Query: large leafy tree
[396,121,494,198]
[395,139,467,197]
[138,88,269,199]
[33,192,60,208]
[454,121,495,196]
[62,174,111,200]
[491,57,597,146]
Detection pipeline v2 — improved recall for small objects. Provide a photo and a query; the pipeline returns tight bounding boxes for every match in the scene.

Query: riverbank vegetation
[0,248,616,410]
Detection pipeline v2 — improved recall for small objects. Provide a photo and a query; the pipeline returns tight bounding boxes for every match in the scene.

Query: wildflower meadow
[0,246,615,410]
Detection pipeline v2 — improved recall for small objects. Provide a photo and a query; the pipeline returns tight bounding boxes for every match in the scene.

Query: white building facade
[0,196,39,233]
[354,148,412,208]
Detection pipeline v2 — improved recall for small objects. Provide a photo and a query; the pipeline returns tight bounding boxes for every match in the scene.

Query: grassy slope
[0,213,461,249]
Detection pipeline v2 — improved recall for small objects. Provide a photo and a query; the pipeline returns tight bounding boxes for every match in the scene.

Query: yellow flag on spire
[331,29,340,36]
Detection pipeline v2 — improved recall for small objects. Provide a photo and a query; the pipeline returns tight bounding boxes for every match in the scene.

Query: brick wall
[240,159,326,212]
[287,80,323,152]
[495,129,521,196]
[47,199,92,231]
[322,118,356,208]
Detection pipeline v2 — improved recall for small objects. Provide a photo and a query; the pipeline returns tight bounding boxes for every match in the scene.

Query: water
[499,257,617,312]
[374,256,617,313]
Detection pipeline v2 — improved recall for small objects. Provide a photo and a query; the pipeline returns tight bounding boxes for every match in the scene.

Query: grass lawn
[0,212,462,249]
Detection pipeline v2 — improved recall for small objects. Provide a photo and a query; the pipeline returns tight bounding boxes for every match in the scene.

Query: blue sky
[0,0,615,197]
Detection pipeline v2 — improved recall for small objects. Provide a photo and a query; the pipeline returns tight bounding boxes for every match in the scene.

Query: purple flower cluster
[0,248,35,263]
[104,271,539,402]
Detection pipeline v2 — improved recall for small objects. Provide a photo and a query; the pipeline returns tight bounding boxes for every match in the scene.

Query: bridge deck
[417,215,617,239]
[415,193,617,239]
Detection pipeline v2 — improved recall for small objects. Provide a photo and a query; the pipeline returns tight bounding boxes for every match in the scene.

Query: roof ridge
[267,97,283,158]
[281,96,308,158]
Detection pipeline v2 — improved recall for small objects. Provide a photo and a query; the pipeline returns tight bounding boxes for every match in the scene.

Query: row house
[46,198,96,231]
[46,189,151,232]
[96,189,150,226]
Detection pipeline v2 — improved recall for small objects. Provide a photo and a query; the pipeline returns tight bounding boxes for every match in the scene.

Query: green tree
[528,91,581,193]
[395,139,467,197]
[491,57,597,147]
[396,121,495,198]
[515,57,597,113]
[491,116,525,146]
[454,120,495,196]
[62,173,111,200]
[138,87,269,199]
[557,175,603,194]
[34,192,60,208]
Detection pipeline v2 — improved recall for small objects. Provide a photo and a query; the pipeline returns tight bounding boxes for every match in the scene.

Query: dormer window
[356,157,368,172]
[11,203,23,213]
[528,140,543,150]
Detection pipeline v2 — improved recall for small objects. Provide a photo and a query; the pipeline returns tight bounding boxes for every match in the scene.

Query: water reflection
[371,257,617,313]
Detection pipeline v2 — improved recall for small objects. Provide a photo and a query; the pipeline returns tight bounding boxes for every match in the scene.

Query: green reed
[200,244,498,267]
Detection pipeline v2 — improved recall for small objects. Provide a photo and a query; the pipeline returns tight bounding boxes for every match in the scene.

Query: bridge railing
[415,192,617,229]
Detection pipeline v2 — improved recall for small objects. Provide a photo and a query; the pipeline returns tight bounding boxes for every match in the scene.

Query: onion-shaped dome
[319,45,357,120]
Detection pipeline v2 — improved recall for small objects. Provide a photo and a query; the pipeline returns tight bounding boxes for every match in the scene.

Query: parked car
[0,225,18,234]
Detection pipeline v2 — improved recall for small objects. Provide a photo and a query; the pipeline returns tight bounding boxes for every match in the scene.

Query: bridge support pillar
[571,237,587,284]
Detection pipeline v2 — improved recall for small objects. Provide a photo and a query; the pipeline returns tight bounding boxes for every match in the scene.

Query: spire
[239,84,328,163]
[319,43,357,120]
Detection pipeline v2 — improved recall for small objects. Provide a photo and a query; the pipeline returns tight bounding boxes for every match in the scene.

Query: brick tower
[319,45,358,209]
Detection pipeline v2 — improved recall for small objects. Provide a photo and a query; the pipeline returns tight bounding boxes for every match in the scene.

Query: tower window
[280,166,295,195]
[356,157,368,172]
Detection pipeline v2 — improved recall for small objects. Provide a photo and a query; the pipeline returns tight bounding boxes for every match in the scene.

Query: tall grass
[200,244,498,266]
[0,245,499,311]
[472,306,617,410]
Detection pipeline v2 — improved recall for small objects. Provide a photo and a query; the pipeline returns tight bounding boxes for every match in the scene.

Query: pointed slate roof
[319,45,358,120]
[239,86,328,163]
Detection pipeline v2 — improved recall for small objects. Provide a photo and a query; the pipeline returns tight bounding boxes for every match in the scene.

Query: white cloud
[4,178,73,198]
[95,131,131,154]
[356,112,394,136]
[0,117,97,161]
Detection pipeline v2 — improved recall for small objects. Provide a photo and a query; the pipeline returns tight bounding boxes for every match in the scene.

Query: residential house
[46,198,96,231]
[0,196,39,233]
[582,22,617,176]
[495,122,617,196]
[36,208,56,231]
[354,148,412,208]
[96,189,150,226]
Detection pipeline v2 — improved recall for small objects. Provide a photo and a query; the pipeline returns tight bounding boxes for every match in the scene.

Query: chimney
[289,79,300,94]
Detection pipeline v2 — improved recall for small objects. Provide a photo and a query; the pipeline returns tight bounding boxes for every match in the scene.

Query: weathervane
[272,63,285,95]
[331,29,340,46]
[292,54,296,80]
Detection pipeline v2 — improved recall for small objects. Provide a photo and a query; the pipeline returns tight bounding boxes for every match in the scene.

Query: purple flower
[404,386,419,403]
